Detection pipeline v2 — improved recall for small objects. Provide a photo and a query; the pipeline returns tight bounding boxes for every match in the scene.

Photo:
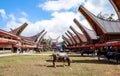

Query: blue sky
[0,0,51,24]
[0,0,118,42]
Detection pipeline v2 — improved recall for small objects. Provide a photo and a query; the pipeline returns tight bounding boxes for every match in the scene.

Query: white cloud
[9,14,16,20]
[83,0,118,19]
[21,23,41,36]
[78,19,92,30]
[0,9,7,19]
[16,11,80,41]
[5,14,22,31]
[5,20,21,31]
[37,0,119,42]
[39,0,86,11]
[18,17,29,23]
[84,0,107,15]
[3,12,42,37]
[21,11,28,17]
[3,0,119,42]
[5,14,29,31]
[29,11,81,41]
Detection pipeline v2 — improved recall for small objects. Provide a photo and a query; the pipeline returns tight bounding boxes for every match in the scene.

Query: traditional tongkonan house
[110,0,120,19]
[62,35,76,51]
[66,30,82,51]
[73,18,98,46]
[68,26,87,51]
[65,32,76,46]
[62,35,73,46]
[37,31,47,46]
[62,36,69,47]
[67,30,78,46]
[0,22,28,53]
[0,29,20,53]
[37,31,47,51]
[20,30,46,52]
[9,23,28,36]
[9,22,35,52]
[73,35,82,45]
[9,22,46,52]
[69,26,81,44]
[70,26,87,45]
[78,5,120,50]
[9,22,36,52]
[20,30,45,43]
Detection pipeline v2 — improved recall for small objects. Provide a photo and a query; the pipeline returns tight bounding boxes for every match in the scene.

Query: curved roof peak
[79,6,120,35]
[9,22,28,36]
[20,29,45,42]
[62,35,73,45]
[110,0,120,19]
[74,18,97,40]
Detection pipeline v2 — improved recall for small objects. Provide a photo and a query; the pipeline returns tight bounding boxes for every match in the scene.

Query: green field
[0,53,120,76]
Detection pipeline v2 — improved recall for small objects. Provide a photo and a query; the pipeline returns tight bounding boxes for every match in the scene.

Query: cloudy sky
[0,0,118,42]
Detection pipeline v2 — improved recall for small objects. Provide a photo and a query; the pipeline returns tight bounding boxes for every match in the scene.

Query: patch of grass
[32,51,53,54]
[0,55,120,76]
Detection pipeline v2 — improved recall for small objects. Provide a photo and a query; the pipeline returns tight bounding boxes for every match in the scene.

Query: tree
[97,12,115,21]
[107,14,114,21]
[97,12,106,20]
[41,39,49,46]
